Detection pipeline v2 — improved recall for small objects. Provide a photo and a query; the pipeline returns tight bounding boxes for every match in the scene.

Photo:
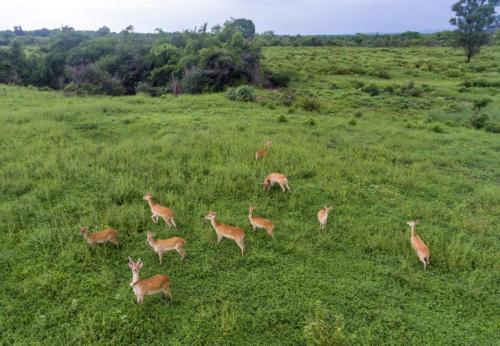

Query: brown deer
[248,206,275,239]
[255,140,273,163]
[407,220,430,269]
[79,226,119,247]
[146,231,186,264]
[205,211,245,256]
[128,257,172,304]
[317,206,332,231]
[143,192,176,228]
[262,173,291,192]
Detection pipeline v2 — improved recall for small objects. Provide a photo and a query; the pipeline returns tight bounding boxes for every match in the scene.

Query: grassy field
[0,46,499,345]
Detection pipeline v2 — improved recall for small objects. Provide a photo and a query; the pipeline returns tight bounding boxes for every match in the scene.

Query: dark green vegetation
[1,15,499,96]
[0,46,499,344]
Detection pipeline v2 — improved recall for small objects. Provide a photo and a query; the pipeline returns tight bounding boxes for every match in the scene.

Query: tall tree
[450,0,499,62]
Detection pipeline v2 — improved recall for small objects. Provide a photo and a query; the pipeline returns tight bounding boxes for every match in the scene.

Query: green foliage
[361,83,381,96]
[449,0,499,62]
[300,95,321,112]
[467,112,490,129]
[303,302,349,346]
[225,85,256,102]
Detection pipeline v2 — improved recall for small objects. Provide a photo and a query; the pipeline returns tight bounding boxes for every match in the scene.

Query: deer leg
[285,182,291,192]
[217,234,223,243]
[252,225,256,232]
[176,247,186,259]
[152,214,158,224]
[170,218,177,229]
[159,252,163,265]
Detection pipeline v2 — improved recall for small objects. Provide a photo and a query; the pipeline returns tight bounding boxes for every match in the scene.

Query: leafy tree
[450,0,499,62]
[226,18,255,39]
[96,26,111,36]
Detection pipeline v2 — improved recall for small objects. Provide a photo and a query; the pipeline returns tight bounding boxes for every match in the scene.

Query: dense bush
[300,96,321,112]
[263,68,292,87]
[361,83,381,96]
[467,113,489,129]
[225,85,256,102]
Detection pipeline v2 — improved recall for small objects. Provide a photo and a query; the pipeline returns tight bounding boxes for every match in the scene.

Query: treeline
[0,19,266,96]
[1,21,499,96]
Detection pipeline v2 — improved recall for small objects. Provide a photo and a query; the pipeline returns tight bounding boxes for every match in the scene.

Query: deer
[79,226,119,247]
[143,192,177,228]
[262,173,291,192]
[146,231,186,264]
[128,257,172,305]
[248,206,275,239]
[204,211,245,256]
[255,140,273,163]
[407,220,430,269]
[317,206,333,231]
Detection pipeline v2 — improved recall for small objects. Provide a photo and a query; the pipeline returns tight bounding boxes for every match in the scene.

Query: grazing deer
[262,173,291,192]
[248,206,275,239]
[143,192,177,228]
[128,257,172,304]
[79,226,119,247]
[146,231,186,264]
[317,206,332,231]
[407,220,430,269]
[255,140,273,163]
[204,211,245,256]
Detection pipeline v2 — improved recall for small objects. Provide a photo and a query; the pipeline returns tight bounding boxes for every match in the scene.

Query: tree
[450,0,499,62]
[96,26,111,36]
[225,18,256,39]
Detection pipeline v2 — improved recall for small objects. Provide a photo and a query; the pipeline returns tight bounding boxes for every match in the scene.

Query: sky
[0,0,459,35]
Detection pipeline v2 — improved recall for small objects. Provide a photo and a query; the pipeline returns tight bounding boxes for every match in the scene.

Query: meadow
[0,46,499,345]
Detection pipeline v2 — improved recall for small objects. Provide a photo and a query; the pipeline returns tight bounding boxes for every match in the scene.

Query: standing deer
[255,140,273,163]
[262,173,291,192]
[146,231,186,264]
[143,192,177,228]
[79,226,119,247]
[317,206,332,231]
[248,206,275,239]
[204,211,245,256]
[128,257,172,304]
[407,220,430,269]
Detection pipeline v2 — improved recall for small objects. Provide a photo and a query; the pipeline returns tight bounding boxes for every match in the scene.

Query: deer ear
[138,262,144,269]
[128,262,134,269]
[415,220,421,224]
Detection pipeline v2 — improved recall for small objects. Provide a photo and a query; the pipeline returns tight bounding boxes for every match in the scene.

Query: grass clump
[226,85,256,102]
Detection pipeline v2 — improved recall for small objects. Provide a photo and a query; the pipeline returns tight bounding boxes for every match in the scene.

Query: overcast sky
[1,0,459,34]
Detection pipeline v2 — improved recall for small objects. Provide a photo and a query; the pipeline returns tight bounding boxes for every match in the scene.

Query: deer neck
[82,231,90,241]
[131,271,140,286]
[410,226,416,237]
[147,237,156,248]
[211,218,222,232]
[146,199,155,209]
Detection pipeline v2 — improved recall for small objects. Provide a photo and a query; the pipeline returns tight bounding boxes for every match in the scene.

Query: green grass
[0,46,499,345]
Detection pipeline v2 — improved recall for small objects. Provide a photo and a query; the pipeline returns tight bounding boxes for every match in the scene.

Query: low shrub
[278,114,288,123]
[264,68,292,87]
[361,83,380,96]
[300,96,321,112]
[226,85,256,102]
[467,113,489,129]
[472,98,492,111]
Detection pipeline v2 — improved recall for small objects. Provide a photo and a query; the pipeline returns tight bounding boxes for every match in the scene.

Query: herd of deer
[79,140,430,305]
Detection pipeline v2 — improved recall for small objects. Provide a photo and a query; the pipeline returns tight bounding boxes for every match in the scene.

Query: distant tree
[154,27,164,34]
[96,26,111,36]
[125,25,134,33]
[13,26,24,36]
[450,0,499,62]
[226,18,256,39]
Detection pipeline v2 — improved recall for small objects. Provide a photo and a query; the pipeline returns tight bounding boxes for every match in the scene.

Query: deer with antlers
[128,257,172,304]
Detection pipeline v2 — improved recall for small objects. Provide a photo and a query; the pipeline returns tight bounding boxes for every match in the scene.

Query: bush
[264,68,292,87]
[278,114,288,123]
[361,83,380,96]
[430,124,445,133]
[226,85,256,102]
[303,302,348,346]
[181,68,205,94]
[300,97,321,112]
[484,122,500,133]
[372,68,391,79]
[281,89,296,107]
[472,98,492,111]
[467,113,489,129]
